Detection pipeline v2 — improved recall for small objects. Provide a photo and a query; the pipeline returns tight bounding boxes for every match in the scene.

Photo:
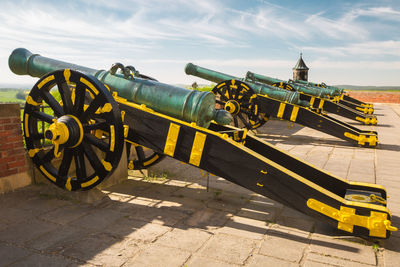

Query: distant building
[292,53,309,81]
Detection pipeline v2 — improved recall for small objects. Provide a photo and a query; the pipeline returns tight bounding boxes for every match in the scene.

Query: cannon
[293,79,374,113]
[9,48,397,239]
[246,71,376,120]
[185,63,378,147]
[246,71,335,98]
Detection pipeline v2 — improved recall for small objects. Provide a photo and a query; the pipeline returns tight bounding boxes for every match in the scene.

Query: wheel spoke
[59,148,73,177]
[73,82,86,115]
[135,146,146,161]
[31,133,45,140]
[214,87,229,101]
[83,121,108,132]
[227,87,233,100]
[42,147,55,162]
[74,147,86,179]
[241,102,252,108]
[233,116,239,128]
[84,134,109,152]
[57,80,73,114]
[40,91,64,117]
[238,113,251,129]
[82,143,106,174]
[81,95,103,120]
[30,110,55,123]
[216,99,226,105]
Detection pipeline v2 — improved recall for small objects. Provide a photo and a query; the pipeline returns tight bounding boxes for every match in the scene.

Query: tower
[292,53,309,81]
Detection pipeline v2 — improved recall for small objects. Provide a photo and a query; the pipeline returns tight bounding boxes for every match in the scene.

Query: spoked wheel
[271,82,295,91]
[126,143,165,170]
[23,69,124,191]
[212,80,267,130]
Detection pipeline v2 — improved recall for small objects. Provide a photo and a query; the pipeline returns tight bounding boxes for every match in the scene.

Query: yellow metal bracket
[307,198,397,238]
[26,95,42,106]
[344,132,378,146]
[28,148,43,158]
[356,116,377,125]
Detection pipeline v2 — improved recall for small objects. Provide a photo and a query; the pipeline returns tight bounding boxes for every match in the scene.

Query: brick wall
[347,91,400,104]
[0,104,27,178]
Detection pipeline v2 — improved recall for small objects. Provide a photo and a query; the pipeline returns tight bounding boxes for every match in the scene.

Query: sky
[0,0,399,88]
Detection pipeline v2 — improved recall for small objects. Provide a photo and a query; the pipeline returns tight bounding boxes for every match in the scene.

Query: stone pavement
[0,103,400,266]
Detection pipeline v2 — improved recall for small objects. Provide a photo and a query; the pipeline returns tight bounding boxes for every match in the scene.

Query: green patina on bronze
[293,79,344,96]
[9,48,232,127]
[185,63,309,106]
[245,71,335,98]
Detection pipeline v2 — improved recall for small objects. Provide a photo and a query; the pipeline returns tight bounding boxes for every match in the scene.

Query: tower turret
[293,53,309,81]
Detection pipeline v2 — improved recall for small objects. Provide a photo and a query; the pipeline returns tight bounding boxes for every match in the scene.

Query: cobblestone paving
[0,103,400,266]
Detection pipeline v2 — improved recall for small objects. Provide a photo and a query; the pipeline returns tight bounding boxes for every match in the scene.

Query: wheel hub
[45,115,83,157]
[224,100,240,115]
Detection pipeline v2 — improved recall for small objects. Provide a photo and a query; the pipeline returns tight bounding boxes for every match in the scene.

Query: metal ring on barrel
[23,69,124,191]
[212,80,267,130]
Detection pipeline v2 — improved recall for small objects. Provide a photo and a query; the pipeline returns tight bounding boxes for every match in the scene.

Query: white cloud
[304,11,368,40]
[351,6,400,21]
[301,40,400,57]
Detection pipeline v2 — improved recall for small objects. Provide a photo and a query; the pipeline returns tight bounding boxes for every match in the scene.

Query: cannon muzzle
[185,63,307,106]
[9,48,232,127]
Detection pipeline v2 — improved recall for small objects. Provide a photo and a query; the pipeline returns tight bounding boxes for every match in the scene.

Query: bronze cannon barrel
[9,48,232,128]
[185,63,308,106]
[245,71,335,98]
[293,79,344,96]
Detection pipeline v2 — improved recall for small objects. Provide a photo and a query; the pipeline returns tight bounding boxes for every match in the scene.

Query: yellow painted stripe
[37,75,55,89]
[189,131,207,166]
[143,154,160,166]
[80,77,99,95]
[309,97,315,108]
[109,125,115,152]
[290,106,299,122]
[24,114,30,137]
[81,176,99,188]
[318,99,325,109]
[164,123,180,157]
[39,165,56,182]
[277,103,286,119]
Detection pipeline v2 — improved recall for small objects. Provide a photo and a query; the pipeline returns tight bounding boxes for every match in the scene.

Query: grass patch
[187,84,215,92]
[143,171,169,182]
[0,89,26,104]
